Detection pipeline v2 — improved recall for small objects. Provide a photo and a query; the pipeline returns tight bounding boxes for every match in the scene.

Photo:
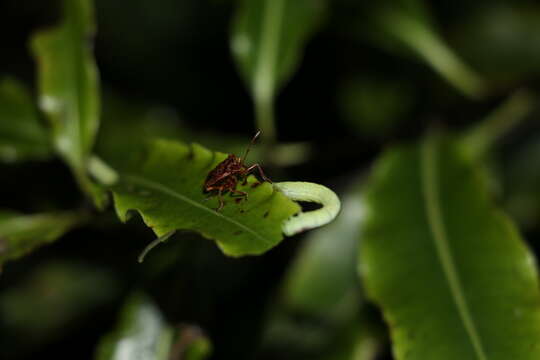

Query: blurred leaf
[231,0,325,140]
[338,76,414,137]
[0,77,52,163]
[0,261,117,350]
[31,0,106,207]
[317,323,381,360]
[110,139,300,257]
[0,210,85,267]
[95,294,173,360]
[262,182,385,359]
[360,0,486,98]
[361,133,540,359]
[96,91,188,166]
[170,325,212,360]
[451,4,540,85]
[504,135,540,229]
[231,0,325,93]
[462,90,535,158]
[283,185,363,319]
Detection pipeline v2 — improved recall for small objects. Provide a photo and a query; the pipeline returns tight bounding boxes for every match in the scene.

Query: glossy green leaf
[0,77,51,163]
[0,210,85,267]
[110,139,300,257]
[231,0,325,140]
[95,294,173,360]
[31,0,105,207]
[360,133,540,359]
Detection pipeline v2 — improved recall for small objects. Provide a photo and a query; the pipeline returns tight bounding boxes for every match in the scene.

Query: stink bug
[203,130,271,211]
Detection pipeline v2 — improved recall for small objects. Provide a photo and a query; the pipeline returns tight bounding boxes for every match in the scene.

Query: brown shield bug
[203,130,271,211]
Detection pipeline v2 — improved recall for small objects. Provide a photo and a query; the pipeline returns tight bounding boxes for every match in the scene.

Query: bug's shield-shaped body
[204,154,249,211]
[204,154,244,188]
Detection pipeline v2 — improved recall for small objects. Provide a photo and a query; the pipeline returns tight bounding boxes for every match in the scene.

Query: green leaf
[31,0,105,207]
[0,77,52,163]
[110,139,300,257]
[282,185,363,318]
[361,133,540,359]
[231,0,325,94]
[0,210,85,266]
[359,0,486,98]
[261,184,379,358]
[451,4,540,84]
[504,136,540,228]
[96,91,188,166]
[95,294,174,360]
[231,0,325,140]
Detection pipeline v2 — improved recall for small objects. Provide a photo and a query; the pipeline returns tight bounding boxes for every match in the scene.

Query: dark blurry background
[2,1,540,359]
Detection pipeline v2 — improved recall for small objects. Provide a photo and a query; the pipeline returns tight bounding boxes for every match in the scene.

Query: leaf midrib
[420,136,487,360]
[123,174,272,245]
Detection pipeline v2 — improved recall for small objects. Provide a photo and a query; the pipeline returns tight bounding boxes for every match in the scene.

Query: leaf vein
[122,174,272,245]
[420,135,488,360]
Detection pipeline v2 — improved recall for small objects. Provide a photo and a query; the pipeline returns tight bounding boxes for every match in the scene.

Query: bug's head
[240,130,261,164]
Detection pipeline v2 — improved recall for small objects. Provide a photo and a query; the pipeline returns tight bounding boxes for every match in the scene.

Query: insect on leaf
[30,0,106,208]
[361,133,540,359]
[110,139,301,257]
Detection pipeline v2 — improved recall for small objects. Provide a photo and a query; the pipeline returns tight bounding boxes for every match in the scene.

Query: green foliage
[231,0,325,140]
[452,4,540,84]
[96,294,212,360]
[262,184,382,359]
[0,210,85,267]
[3,0,540,359]
[505,136,540,228]
[231,0,325,95]
[361,133,540,359]
[95,294,175,360]
[111,139,301,256]
[0,78,51,163]
[360,0,486,98]
[30,0,105,207]
[283,186,362,317]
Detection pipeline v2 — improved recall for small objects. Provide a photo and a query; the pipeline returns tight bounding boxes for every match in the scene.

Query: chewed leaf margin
[110,138,301,257]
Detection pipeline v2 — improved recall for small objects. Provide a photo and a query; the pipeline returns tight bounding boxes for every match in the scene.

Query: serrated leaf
[0,210,84,266]
[95,294,173,360]
[361,133,540,359]
[110,139,300,257]
[0,77,52,163]
[231,0,325,101]
[31,0,105,207]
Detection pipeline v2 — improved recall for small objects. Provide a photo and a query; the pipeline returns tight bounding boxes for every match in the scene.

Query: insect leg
[216,188,225,211]
[230,189,248,201]
[245,164,272,183]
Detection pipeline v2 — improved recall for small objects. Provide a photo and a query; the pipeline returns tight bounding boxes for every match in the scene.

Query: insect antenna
[240,130,261,164]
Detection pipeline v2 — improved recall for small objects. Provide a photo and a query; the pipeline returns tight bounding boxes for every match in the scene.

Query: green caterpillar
[274,181,341,236]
